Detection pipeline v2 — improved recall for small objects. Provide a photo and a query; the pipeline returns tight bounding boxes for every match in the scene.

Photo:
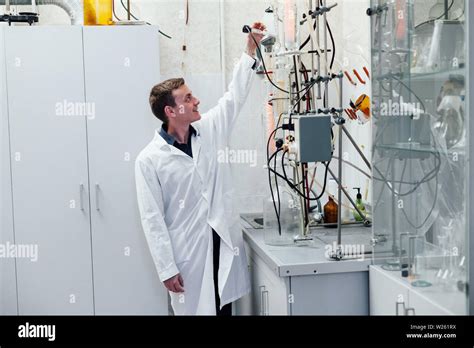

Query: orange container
[84,0,113,26]
[355,94,371,118]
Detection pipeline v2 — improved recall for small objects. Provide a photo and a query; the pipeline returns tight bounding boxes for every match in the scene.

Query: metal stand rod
[337,126,343,245]
[391,159,398,255]
[341,125,372,170]
[309,0,316,106]
[323,0,328,106]
[294,163,307,237]
[316,3,321,99]
[336,74,344,246]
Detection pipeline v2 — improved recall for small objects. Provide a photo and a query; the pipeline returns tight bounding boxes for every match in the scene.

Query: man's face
[167,84,201,124]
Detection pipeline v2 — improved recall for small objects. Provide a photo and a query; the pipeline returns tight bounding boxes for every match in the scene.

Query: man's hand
[246,22,266,58]
[163,273,185,293]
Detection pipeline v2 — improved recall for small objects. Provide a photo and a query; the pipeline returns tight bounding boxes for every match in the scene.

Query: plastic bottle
[353,187,366,222]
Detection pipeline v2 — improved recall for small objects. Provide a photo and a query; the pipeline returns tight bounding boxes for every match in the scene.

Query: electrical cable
[290,79,318,113]
[273,148,283,235]
[293,55,301,113]
[267,126,283,236]
[304,163,311,225]
[415,0,455,28]
[400,173,439,230]
[390,75,426,111]
[300,61,312,111]
[112,0,121,21]
[299,17,317,50]
[452,1,465,20]
[279,150,330,201]
[119,0,172,39]
[321,0,336,71]
[373,157,393,211]
[267,149,283,235]
[332,156,372,179]
[248,33,315,96]
[373,151,440,196]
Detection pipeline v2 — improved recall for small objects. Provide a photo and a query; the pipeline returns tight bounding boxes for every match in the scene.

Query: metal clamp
[311,2,338,17]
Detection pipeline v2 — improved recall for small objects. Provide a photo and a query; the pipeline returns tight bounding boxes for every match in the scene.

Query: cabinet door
[369,266,409,315]
[249,253,289,315]
[408,290,454,315]
[5,26,93,314]
[83,26,166,314]
[0,26,17,315]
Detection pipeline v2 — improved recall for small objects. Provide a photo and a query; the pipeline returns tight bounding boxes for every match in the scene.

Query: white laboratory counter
[242,226,372,277]
[237,219,372,315]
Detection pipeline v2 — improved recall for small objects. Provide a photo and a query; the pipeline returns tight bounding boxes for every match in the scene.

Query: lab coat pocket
[170,228,191,265]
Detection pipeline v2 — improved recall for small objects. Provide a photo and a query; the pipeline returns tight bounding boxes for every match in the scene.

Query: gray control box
[283,115,332,163]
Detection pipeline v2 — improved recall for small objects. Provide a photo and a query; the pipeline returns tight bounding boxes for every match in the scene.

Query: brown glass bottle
[324,196,338,226]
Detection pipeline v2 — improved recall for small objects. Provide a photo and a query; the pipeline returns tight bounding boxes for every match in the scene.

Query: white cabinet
[83,26,164,315]
[243,238,369,315]
[249,253,289,315]
[370,266,409,315]
[1,26,167,315]
[408,290,451,316]
[369,266,459,315]
[0,25,17,315]
[5,26,94,315]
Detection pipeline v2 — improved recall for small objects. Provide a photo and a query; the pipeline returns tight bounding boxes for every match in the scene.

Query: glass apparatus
[263,183,302,246]
[370,0,468,314]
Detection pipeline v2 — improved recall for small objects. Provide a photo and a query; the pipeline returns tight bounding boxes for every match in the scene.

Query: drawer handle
[262,290,269,316]
[259,285,266,316]
[79,183,85,211]
[395,301,406,316]
[95,183,100,211]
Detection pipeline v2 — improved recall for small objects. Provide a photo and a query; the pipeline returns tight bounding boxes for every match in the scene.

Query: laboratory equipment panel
[83,26,165,314]
[5,26,94,314]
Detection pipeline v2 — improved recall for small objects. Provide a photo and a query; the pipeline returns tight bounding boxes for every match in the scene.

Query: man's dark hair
[149,78,185,124]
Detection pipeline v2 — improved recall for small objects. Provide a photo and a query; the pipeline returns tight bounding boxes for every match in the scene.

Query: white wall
[2,0,373,217]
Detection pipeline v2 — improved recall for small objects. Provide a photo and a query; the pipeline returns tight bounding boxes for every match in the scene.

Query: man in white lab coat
[135,23,265,315]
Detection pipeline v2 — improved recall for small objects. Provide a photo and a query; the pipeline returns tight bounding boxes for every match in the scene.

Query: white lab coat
[135,52,256,315]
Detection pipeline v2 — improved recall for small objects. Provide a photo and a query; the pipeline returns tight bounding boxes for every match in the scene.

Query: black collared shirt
[159,124,196,158]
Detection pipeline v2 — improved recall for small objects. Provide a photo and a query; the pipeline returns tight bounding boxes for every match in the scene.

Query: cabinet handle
[262,290,269,316]
[405,307,415,316]
[95,183,100,211]
[79,183,85,211]
[259,285,266,316]
[395,301,406,316]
